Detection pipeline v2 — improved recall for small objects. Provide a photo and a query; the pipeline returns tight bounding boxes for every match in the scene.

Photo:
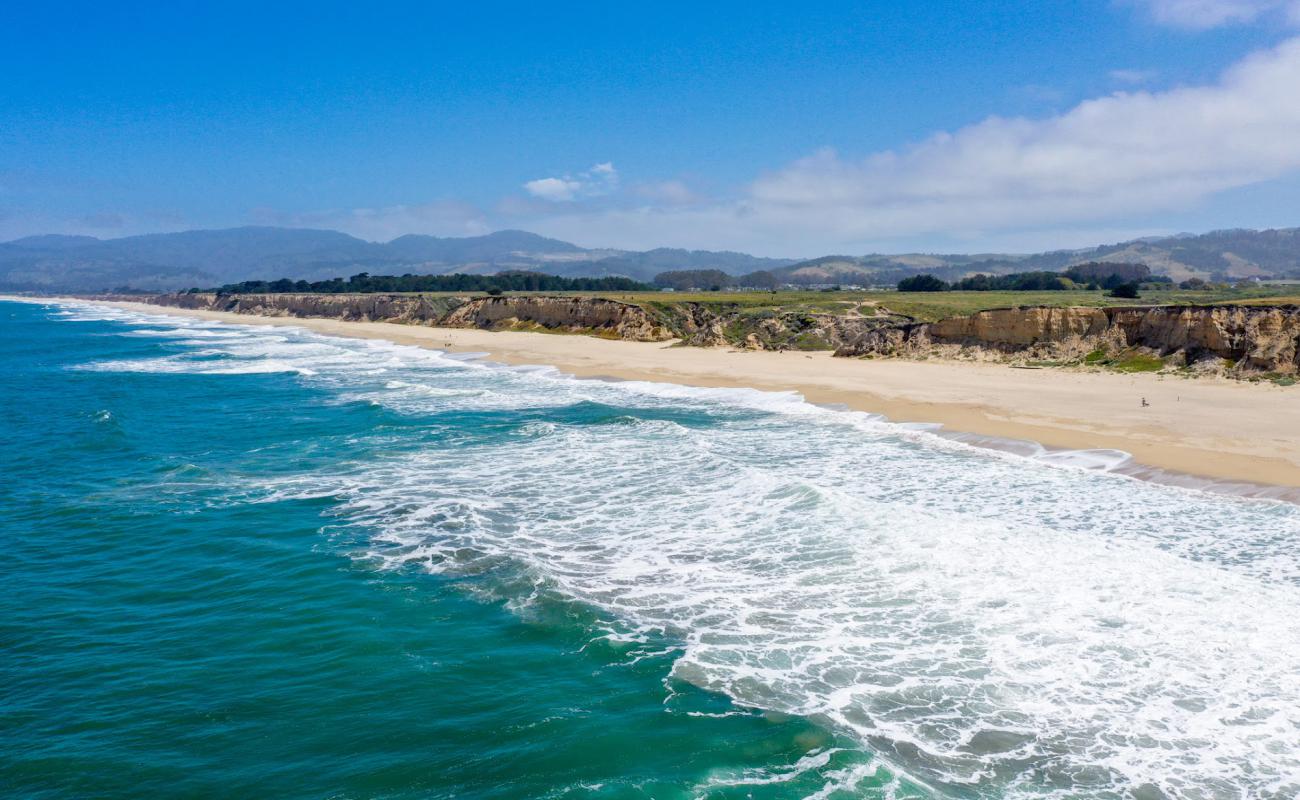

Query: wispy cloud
[513,36,1300,253]
[523,162,619,202]
[42,32,1298,254]
[750,37,1300,228]
[1129,0,1300,29]
[521,177,583,202]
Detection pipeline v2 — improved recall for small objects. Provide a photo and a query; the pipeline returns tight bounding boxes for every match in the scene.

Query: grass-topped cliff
[140,286,1300,377]
[595,286,1300,322]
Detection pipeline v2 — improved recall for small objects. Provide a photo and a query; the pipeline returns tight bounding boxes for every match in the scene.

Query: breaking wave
[47,299,1300,799]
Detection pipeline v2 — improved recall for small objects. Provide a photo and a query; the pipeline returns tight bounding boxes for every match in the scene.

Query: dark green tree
[1108,282,1141,299]
[897,274,948,292]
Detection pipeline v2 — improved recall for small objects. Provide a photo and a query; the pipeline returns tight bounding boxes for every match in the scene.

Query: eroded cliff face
[144,293,908,350]
[929,307,1113,347]
[441,296,672,340]
[835,304,1300,373]
[140,294,1300,373]
[1107,305,1300,371]
[148,293,675,341]
[164,292,465,323]
[647,302,913,350]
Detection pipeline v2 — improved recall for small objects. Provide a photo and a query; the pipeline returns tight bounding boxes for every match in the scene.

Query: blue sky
[3,0,1300,254]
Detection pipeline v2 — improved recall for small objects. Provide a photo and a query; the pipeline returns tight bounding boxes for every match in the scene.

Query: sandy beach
[56,299,1300,489]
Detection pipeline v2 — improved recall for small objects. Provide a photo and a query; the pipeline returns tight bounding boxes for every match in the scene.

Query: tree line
[202,271,652,295]
[897,262,1169,296]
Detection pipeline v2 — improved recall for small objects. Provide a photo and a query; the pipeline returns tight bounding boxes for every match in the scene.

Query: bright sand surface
[64,300,1300,489]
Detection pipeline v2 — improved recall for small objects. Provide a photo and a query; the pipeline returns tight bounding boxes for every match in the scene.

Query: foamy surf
[37,298,1300,798]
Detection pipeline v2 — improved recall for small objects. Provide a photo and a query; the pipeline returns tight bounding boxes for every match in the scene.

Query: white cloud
[516,37,1300,253]
[1130,0,1300,28]
[522,162,619,202]
[750,38,1300,220]
[522,177,583,201]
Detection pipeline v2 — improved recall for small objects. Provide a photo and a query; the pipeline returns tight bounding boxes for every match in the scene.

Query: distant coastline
[16,294,1296,494]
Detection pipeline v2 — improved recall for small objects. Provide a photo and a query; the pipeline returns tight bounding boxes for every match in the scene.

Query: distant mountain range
[2,225,1298,292]
[778,228,1300,286]
[0,228,793,292]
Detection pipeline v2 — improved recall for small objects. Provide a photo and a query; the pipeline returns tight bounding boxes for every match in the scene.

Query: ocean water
[2,299,1299,800]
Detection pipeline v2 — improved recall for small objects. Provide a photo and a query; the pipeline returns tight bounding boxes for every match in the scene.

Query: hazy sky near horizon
[4,0,1300,255]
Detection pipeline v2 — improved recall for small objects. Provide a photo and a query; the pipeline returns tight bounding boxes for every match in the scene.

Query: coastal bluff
[141,291,910,351]
[153,292,676,340]
[835,304,1300,374]
[138,292,1300,374]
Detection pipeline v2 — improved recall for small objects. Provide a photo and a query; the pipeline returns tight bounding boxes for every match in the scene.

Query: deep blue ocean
[3,298,1299,800]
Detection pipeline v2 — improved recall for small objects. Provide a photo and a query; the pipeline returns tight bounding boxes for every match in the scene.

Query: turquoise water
[3,299,1299,800]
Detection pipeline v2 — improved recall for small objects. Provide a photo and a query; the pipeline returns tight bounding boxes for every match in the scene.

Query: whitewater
[9,298,1300,800]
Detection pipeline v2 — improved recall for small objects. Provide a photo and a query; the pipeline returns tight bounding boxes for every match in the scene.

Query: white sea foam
[77,355,313,375]
[120,327,244,339]
[328,418,1300,799]
[698,748,895,795]
[45,298,1300,799]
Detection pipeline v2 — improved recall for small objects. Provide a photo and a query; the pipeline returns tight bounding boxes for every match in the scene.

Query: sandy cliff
[142,293,1300,373]
[836,304,1300,373]
[441,296,672,340]
[145,292,908,350]
[158,292,671,340]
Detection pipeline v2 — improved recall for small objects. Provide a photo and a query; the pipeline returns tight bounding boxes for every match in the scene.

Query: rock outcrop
[835,304,1300,373]
[642,301,913,350]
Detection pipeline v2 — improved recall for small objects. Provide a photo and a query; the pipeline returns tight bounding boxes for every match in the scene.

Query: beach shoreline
[15,296,1300,491]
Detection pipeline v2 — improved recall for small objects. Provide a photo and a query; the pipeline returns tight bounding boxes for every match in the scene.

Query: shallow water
[3,299,1298,799]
